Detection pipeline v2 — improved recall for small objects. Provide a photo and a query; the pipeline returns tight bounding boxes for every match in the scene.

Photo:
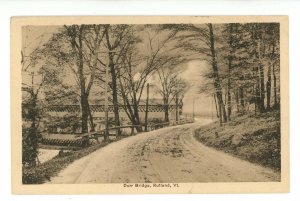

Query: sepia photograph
[11,16,289,194]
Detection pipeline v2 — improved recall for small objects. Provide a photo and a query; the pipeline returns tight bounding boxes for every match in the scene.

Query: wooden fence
[39,118,194,150]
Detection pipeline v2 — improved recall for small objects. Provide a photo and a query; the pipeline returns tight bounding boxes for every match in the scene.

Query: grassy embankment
[23,137,124,184]
[194,110,281,170]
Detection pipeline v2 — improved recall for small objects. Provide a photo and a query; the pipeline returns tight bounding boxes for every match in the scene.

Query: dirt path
[49,119,280,184]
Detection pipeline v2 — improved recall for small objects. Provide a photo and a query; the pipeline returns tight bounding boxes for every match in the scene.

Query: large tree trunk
[164,99,169,122]
[255,66,261,115]
[220,99,227,123]
[256,38,265,113]
[235,90,240,113]
[259,63,265,113]
[87,104,95,132]
[108,52,121,137]
[239,86,245,112]
[117,63,134,127]
[252,65,257,115]
[266,62,272,110]
[227,59,232,121]
[132,103,142,132]
[208,23,227,124]
[80,93,89,133]
[65,25,98,135]
[226,23,234,121]
[77,27,89,134]
[105,29,121,137]
[130,83,143,132]
[213,93,219,118]
[272,37,278,108]
[273,62,278,107]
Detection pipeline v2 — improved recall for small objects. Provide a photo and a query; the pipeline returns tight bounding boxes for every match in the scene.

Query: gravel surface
[48,118,280,183]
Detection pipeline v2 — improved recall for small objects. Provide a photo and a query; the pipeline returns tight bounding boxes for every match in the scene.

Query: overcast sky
[180,60,214,116]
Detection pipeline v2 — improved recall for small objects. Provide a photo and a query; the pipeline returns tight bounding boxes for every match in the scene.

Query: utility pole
[144,83,149,131]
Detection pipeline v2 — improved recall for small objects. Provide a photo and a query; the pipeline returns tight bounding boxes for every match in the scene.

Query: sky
[180,60,214,117]
[22,26,60,85]
[22,25,215,117]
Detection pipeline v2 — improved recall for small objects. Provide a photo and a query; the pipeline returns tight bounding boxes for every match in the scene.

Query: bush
[22,126,40,167]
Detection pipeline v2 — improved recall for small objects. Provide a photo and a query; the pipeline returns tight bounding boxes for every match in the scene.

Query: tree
[64,25,105,133]
[217,23,280,119]
[220,23,252,116]
[265,23,280,110]
[155,63,188,122]
[21,29,49,166]
[245,23,280,113]
[102,25,130,137]
[22,51,53,166]
[207,23,228,123]
[225,24,234,120]
[173,22,280,122]
[117,26,178,129]
[41,25,106,133]
[22,72,45,166]
[164,23,228,123]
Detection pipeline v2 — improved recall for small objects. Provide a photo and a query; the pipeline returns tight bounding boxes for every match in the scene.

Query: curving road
[49,119,280,184]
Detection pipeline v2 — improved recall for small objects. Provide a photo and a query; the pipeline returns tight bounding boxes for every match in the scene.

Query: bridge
[43,104,182,113]
[25,103,185,150]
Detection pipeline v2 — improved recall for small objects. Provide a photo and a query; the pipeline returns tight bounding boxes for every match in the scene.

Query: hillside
[194,110,281,170]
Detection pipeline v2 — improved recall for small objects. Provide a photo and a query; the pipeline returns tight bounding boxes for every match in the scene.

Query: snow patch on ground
[38,149,59,163]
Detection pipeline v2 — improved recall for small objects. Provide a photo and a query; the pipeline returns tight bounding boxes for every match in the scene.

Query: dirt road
[49,119,280,183]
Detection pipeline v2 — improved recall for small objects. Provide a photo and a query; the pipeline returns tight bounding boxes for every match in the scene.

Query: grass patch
[194,110,281,170]
[22,137,126,184]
